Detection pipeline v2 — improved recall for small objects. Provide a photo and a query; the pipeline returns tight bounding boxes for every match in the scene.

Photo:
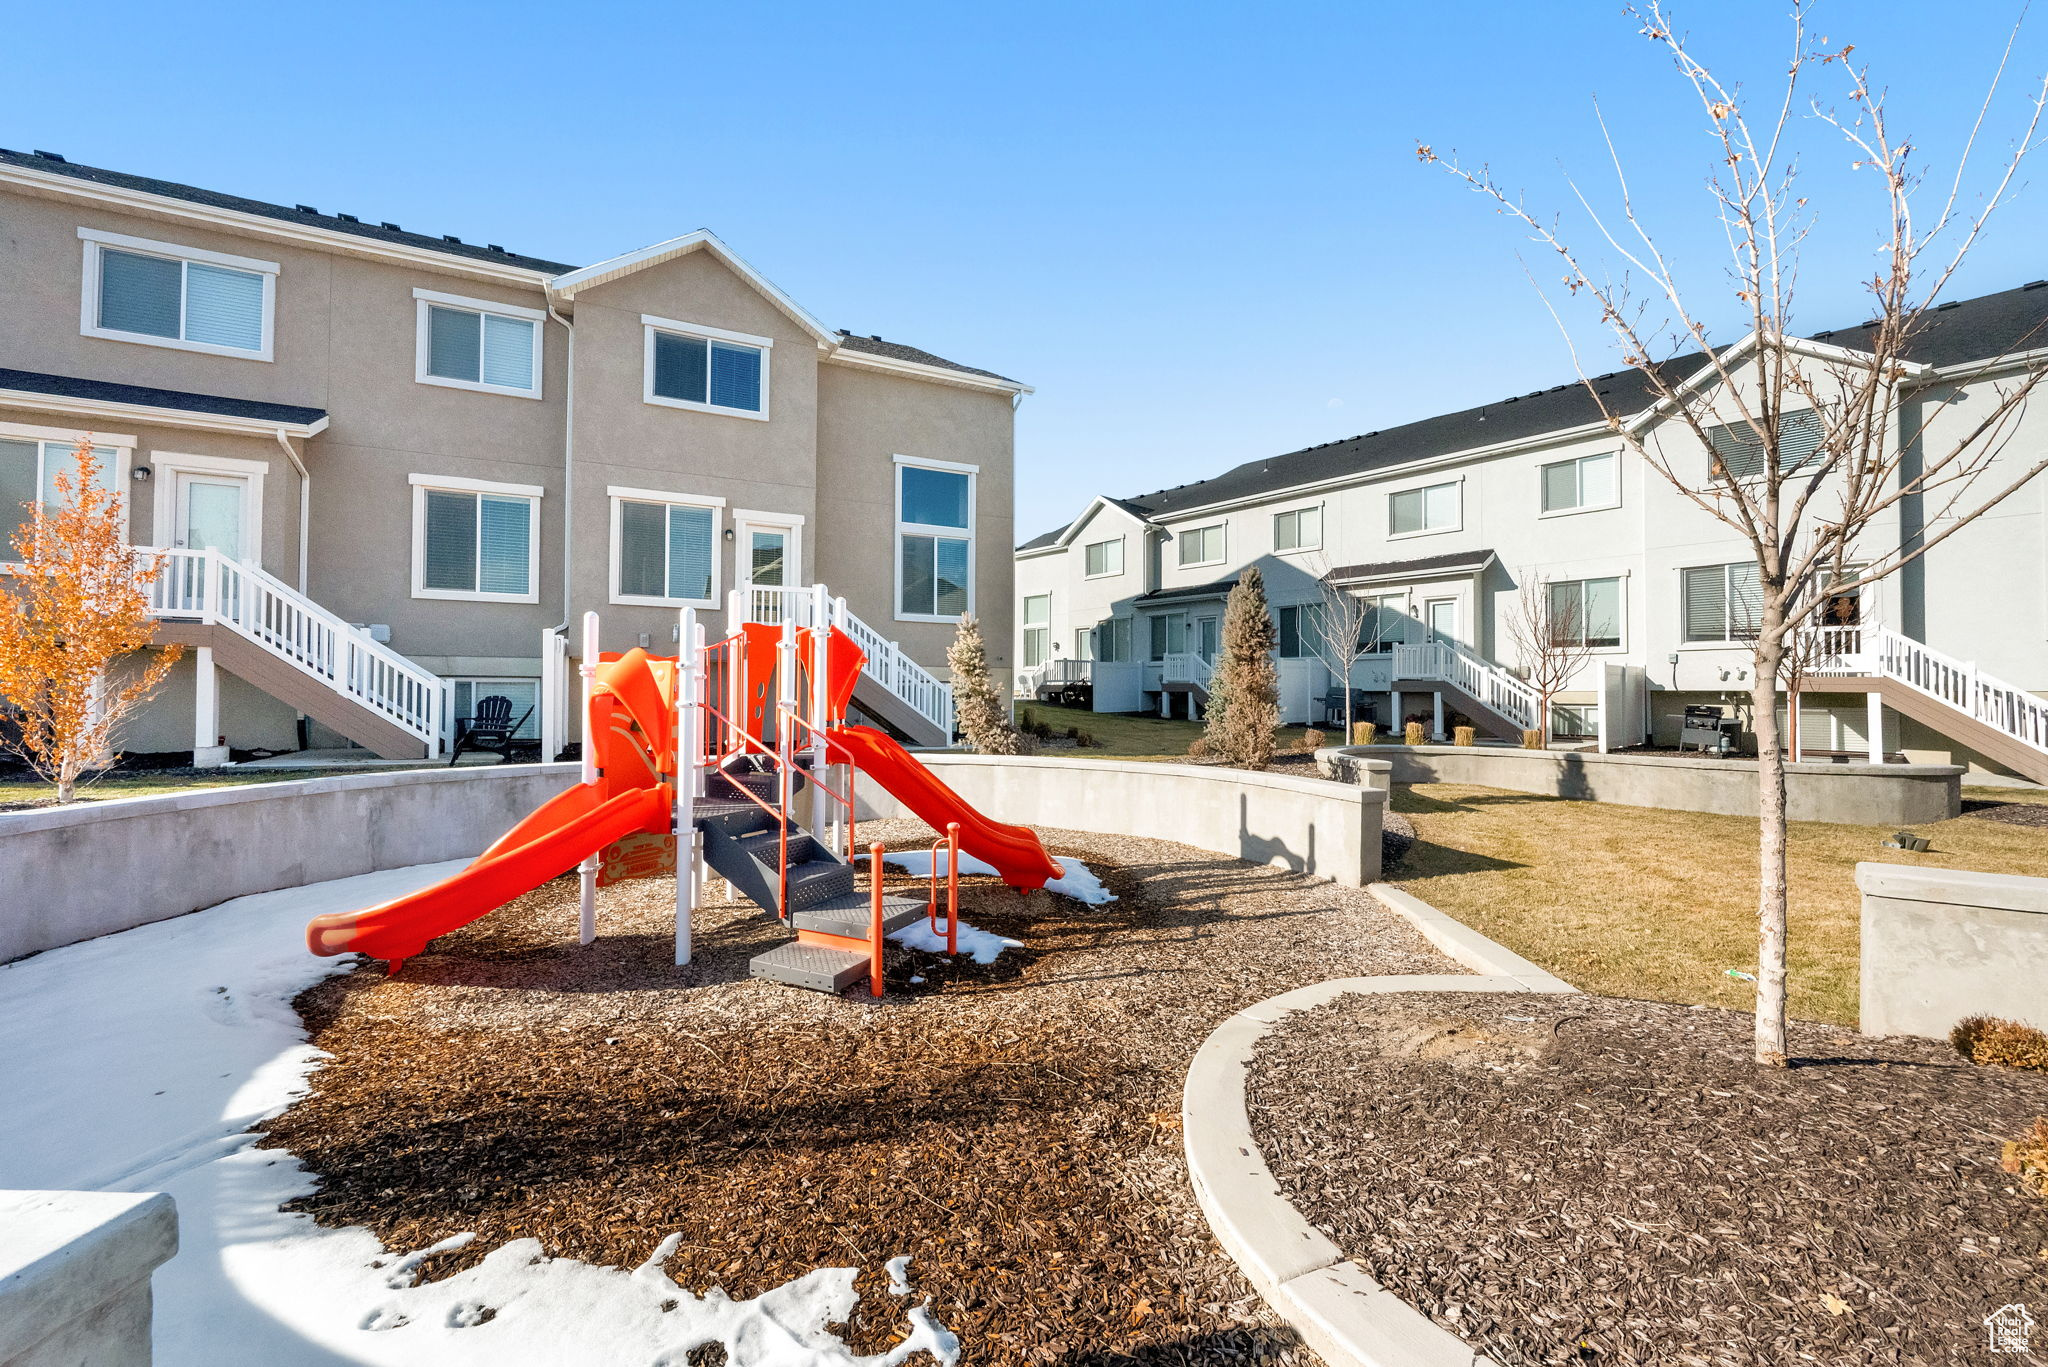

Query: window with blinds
[1093,617,1133,662]
[898,462,974,618]
[1707,409,1825,479]
[422,300,538,395]
[1545,576,1624,647]
[648,325,767,415]
[1021,594,1051,667]
[415,485,536,599]
[1681,562,1762,641]
[614,497,717,603]
[1390,481,1459,535]
[0,439,120,557]
[90,236,270,357]
[1084,537,1124,577]
[1540,452,1618,513]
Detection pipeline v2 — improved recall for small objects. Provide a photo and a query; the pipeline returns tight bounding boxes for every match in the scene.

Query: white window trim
[1386,476,1464,540]
[607,486,726,609]
[1546,573,1630,654]
[1272,503,1324,554]
[1537,452,1622,519]
[450,676,543,739]
[0,428,134,566]
[1676,561,1761,647]
[408,474,543,604]
[733,508,805,592]
[893,456,976,623]
[1175,522,1227,569]
[413,288,545,400]
[1082,535,1125,579]
[78,227,278,362]
[641,314,772,421]
[149,451,267,567]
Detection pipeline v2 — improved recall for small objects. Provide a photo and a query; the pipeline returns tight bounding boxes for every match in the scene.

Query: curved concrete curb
[1184,971,1578,1367]
[1367,883,1576,992]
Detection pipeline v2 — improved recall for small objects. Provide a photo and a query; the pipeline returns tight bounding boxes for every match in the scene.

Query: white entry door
[1425,598,1459,647]
[734,512,803,594]
[175,472,247,559]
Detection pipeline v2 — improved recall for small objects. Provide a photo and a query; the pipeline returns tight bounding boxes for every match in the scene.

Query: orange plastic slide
[306,650,673,972]
[827,723,1062,892]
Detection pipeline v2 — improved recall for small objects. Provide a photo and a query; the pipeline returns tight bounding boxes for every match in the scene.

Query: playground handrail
[926,822,960,956]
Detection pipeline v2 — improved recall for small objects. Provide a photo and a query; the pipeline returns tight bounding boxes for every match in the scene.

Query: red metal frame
[925,821,960,956]
[868,840,886,998]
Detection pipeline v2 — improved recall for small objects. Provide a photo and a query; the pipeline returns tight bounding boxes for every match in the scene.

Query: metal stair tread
[789,893,930,937]
[748,941,872,994]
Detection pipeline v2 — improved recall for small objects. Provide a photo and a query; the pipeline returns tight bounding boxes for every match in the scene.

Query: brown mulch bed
[1247,990,2048,1366]
[1965,794,2048,828]
[259,819,1453,1364]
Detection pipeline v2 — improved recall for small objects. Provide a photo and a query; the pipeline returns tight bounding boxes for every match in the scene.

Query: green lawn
[1017,699,1321,757]
[0,767,406,809]
[1389,782,2048,1027]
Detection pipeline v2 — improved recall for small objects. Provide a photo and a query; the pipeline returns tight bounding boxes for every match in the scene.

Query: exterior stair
[694,761,928,993]
[1390,640,1539,740]
[1806,626,2048,784]
[733,586,953,747]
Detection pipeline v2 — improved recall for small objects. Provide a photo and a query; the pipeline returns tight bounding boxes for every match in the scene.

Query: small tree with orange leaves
[0,439,180,802]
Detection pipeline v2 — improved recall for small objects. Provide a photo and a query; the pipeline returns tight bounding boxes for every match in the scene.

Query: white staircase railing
[1391,639,1541,733]
[732,585,954,739]
[1160,652,1214,690]
[1019,659,1092,696]
[148,547,446,751]
[1805,624,2048,758]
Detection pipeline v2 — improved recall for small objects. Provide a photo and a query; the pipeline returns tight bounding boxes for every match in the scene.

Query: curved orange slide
[307,650,673,972]
[826,723,1061,892]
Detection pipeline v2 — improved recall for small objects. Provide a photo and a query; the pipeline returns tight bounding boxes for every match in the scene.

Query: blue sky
[8,1,2047,539]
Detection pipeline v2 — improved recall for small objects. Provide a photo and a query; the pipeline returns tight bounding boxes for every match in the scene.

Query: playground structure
[306,585,1063,994]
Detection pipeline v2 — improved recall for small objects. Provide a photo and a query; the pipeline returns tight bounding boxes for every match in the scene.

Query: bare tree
[1504,574,1596,747]
[1423,2,2048,1064]
[1297,559,1374,739]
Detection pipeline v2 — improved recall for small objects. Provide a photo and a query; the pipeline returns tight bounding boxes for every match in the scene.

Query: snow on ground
[882,851,1116,906]
[887,916,1022,965]
[0,864,957,1366]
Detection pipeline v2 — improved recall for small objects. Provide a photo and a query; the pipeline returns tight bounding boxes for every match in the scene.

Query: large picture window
[1540,452,1618,513]
[0,437,121,557]
[1681,562,1762,642]
[81,228,276,361]
[896,459,974,620]
[644,315,770,418]
[609,488,722,606]
[411,476,540,602]
[1177,524,1225,567]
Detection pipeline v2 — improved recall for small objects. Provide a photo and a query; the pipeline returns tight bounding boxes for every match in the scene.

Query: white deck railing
[148,547,446,750]
[1391,639,1541,732]
[1805,624,2048,757]
[1159,652,1214,689]
[1017,659,1093,696]
[733,585,954,739]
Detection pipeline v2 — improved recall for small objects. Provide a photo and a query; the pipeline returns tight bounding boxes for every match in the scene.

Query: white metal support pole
[539,627,564,762]
[776,618,798,832]
[809,583,829,837]
[1866,691,1885,766]
[577,610,600,947]
[675,606,697,966]
[1432,691,1445,741]
[192,645,224,767]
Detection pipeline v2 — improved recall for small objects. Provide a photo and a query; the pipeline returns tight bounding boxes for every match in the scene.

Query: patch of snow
[885,1255,913,1296]
[0,861,959,1365]
[883,851,1115,906]
[887,917,1023,965]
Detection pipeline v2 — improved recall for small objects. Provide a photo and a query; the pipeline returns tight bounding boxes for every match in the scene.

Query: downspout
[546,285,574,633]
[274,429,310,592]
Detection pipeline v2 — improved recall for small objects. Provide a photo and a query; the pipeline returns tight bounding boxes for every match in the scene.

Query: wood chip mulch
[1246,990,2048,1366]
[1964,795,2048,829]
[258,818,1453,1364]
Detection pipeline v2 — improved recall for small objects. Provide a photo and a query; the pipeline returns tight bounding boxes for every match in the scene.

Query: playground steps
[694,763,926,994]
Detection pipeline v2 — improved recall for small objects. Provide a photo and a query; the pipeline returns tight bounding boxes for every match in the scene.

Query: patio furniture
[449,694,536,766]
[1320,689,1377,729]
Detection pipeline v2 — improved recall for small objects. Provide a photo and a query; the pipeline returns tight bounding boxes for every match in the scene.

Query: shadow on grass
[1388,838,1526,880]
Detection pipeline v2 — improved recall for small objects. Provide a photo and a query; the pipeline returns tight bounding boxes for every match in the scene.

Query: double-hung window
[1084,537,1124,578]
[1177,524,1225,567]
[1540,452,1618,514]
[1681,562,1762,642]
[411,475,540,602]
[415,289,542,397]
[610,487,721,606]
[1707,409,1825,479]
[643,315,770,419]
[1546,576,1624,648]
[896,459,974,620]
[1389,481,1459,536]
[80,228,276,361]
[1273,506,1321,552]
[1021,594,1051,668]
[0,435,123,559]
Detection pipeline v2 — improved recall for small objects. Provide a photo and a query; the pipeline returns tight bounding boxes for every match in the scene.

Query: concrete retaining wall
[0,1190,177,1367]
[857,754,1385,886]
[1857,862,2048,1039]
[1315,744,1962,824]
[0,764,580,963]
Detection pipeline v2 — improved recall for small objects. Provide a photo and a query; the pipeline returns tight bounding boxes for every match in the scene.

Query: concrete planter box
[858,754,1385,885]
[1858,862,2048,1038]
[0,1190,177,1367]
[0,764,580,964]
[1314,743,1962,825]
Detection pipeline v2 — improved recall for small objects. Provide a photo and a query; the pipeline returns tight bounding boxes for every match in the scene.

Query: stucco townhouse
[0,149,1028,765]
[1016,282,2048,785]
